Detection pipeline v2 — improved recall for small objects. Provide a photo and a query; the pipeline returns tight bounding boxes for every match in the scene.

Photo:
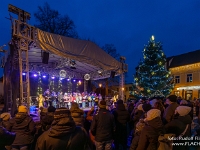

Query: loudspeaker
[42,52,49,64]
[110,71,116,78]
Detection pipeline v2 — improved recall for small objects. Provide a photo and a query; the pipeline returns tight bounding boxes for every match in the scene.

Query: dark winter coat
[35,117,90,150]
[11,112,36,146]
[41,112,54,131]
[132,110,144,130]
[0,126,16,150]
[163,102,179,124]
[165,114,192,137]
[90,108,115,142]
[112,104,130,145]
[70,109,84,127]
[164,115,192,150]
[136,117,164,150]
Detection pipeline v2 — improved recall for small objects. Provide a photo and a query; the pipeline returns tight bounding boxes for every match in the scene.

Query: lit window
[187,74,192,82]
[175,76,180,83]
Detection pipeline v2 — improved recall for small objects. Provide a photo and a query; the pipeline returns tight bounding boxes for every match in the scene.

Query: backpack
[157,124,189,150]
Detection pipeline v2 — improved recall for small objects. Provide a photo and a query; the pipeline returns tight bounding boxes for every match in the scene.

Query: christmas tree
[132,35,174,98]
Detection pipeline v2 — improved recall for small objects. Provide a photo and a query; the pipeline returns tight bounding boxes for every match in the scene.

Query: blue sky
[1,0,200,82]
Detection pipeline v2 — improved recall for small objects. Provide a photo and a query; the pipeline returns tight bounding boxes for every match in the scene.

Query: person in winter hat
[11,105,36,150]
[36,107,91,150]
[0,112,13,131]
[136,109,163,150]
[163,95,179,124]
[112,99,130,150]
[175,106,191,116]
[70,102,84,127]
[91,100,115,150]
[165,105,192,150]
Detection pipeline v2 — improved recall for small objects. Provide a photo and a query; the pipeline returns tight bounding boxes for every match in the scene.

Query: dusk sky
[1,0,200,82]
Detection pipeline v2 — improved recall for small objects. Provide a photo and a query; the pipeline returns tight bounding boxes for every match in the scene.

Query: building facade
[168,50,200,100]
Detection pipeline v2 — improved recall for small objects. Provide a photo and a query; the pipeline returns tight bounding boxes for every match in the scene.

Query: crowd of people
[0,95,200,150]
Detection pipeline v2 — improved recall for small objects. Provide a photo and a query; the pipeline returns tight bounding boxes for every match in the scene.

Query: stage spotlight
[60,78,64,80]
[22,73,26,76]
[67,78,70,81]
[42,75,46,78]
[73,79,76,82]
[33,74,37,77]
[78,80,81,85]
[51,76,55,79]
[70,60,76,69]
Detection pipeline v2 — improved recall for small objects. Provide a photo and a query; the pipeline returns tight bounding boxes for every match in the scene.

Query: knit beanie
[48,106,56,112]
[146,109,161,121]
[150,99,157,107]
[18,105,28,113]
[176,106,191,116]
[117,99,123,104]
[137,104,143,111]
[142,104,152,112]
[99,100,106,109]
[167,95,177,102]
[54,107,71,119]
[0,112,11,121]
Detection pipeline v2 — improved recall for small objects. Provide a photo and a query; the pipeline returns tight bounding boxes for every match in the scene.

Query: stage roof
[25,29,122,80]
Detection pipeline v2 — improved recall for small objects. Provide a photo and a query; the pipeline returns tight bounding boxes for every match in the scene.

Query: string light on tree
[132,35,174,98]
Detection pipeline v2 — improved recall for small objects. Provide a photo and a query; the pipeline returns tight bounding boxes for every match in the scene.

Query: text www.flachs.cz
[172,142,200,146]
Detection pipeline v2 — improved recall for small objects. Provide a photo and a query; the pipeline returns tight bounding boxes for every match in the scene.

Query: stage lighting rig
[70,60,76,69]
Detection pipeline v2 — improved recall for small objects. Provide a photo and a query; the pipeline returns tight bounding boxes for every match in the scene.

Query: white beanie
[137,104,143,111]
[150,99,157,107]
[146,109,161,121]
[176,106,191,116]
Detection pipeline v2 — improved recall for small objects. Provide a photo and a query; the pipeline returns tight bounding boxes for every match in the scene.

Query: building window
[187,74,192,82]
[174,91,180,97]
[175,76,180,83]
[185,90,193,100]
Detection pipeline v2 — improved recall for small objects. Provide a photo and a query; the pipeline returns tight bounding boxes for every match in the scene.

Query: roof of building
[167,49,200,68]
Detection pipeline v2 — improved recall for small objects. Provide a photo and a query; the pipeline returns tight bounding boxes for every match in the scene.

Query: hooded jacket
[90,108,115,142]
[35,117,90,150]
[165,114,192,137]
[112,104,130,146]
[70,103,84,127]
[136,117,164,150]
[11,112,36,145]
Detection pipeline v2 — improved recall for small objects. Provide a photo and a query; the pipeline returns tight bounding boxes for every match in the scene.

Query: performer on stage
[82,92,87,108]
[63,93,68,108]
[43,89,52,107]
[51,91,57,108]
[78,93,82,108]
[95,95,99,106]
[91,93,95,107]
[37,94,44,108]
[58,91,63,108]
[88,94,92,107]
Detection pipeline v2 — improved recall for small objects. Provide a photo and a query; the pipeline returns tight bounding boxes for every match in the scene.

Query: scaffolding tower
[8,4,35,110]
